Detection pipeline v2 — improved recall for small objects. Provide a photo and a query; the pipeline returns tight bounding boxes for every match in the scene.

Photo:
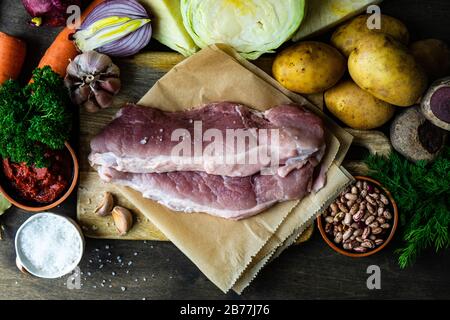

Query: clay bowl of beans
[317,176,398,257]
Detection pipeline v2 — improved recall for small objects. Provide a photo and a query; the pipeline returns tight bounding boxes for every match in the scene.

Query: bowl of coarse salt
[15,212,85,278]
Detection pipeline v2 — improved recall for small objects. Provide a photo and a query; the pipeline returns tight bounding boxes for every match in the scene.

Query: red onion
[74,0,152,57]
[22,0,82,27]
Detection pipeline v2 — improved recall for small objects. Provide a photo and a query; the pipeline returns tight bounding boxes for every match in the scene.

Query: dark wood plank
[1,0,449,300]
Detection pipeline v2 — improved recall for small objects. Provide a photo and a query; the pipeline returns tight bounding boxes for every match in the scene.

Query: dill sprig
[365,147,450,268]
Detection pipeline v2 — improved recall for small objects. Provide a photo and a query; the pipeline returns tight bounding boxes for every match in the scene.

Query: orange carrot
[0,32,26,84]
[37,0,106,77]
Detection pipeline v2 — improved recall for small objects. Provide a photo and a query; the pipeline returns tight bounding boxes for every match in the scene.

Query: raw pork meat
[97,163,315,220]
[89,102,325,178]
[89,102,327,219]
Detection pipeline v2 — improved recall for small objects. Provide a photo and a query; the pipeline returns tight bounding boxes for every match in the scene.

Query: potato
[331,14,409,56]
[325,80,395,130]
[272,41,346,94]
[348,33,428,107]
[410,39,450,81]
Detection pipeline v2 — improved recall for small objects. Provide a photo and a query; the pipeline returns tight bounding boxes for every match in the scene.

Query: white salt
[17,214,82,278]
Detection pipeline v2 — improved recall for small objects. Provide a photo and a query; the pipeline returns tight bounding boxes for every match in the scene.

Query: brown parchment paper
[113,45,353,292]
[232,165,355,293]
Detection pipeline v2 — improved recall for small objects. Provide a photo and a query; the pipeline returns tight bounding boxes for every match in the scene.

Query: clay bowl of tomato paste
[0,142,79,212]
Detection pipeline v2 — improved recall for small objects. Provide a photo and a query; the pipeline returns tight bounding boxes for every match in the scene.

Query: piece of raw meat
[90,102,328,219]
[97,163,315,220]
[89,102,326,178]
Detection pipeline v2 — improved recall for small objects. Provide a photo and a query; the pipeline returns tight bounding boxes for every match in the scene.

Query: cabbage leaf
[181,0,306,60]
[142,0,199,56]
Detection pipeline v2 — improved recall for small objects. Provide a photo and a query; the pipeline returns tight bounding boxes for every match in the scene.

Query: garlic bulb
[65,51,121,113]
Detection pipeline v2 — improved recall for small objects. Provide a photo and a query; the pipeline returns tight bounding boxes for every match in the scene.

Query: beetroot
[421,77,450,131]
[430,87,450,123]
[21,0,82,27]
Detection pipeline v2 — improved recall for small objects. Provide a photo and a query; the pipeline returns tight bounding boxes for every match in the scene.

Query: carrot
[0,32,26,84]
[37,0,106,77]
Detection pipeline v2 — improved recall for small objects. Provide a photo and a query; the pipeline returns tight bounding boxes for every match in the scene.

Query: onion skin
[22,0,82,27]
[75,0,152,57]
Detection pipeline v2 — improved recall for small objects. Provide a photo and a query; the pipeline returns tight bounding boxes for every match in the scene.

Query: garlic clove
[112,206,134,236]
[93,89,114,109]
[84,99,101,113]
[73,85,90,105]
[100,77,121,94]
[94,192,114,217]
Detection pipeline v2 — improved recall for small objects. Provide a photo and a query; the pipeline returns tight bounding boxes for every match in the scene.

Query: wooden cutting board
[76,51,392,242]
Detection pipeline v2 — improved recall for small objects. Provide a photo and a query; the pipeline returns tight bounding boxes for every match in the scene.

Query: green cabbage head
[181,0,307,60]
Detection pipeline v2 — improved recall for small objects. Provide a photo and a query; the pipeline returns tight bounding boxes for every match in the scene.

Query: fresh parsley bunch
[0,66,72,167]
[366,147,450,268]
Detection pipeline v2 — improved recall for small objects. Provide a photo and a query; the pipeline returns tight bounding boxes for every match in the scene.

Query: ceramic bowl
[0,142,79,212]
[15,212,85,279]
[317,176,398,257]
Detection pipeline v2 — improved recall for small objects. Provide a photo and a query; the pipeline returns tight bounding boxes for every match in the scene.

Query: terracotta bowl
[0,142,79,212]
[317,176,398,258]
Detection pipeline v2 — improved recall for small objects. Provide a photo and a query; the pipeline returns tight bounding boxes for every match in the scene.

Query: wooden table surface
[1,0,449,300]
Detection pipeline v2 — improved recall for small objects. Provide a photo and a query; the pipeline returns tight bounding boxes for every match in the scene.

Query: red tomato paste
[2,150,72,203]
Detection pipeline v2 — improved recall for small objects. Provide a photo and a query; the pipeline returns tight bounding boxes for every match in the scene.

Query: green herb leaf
[0,66,72,167]
[366,147,450,268]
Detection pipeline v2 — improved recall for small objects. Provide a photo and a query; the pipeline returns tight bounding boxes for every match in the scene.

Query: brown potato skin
[325,80,395,130]
[331,14,409,57]
[348,33,428,107]
[273,41,346,94]
[410,39,450,81]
